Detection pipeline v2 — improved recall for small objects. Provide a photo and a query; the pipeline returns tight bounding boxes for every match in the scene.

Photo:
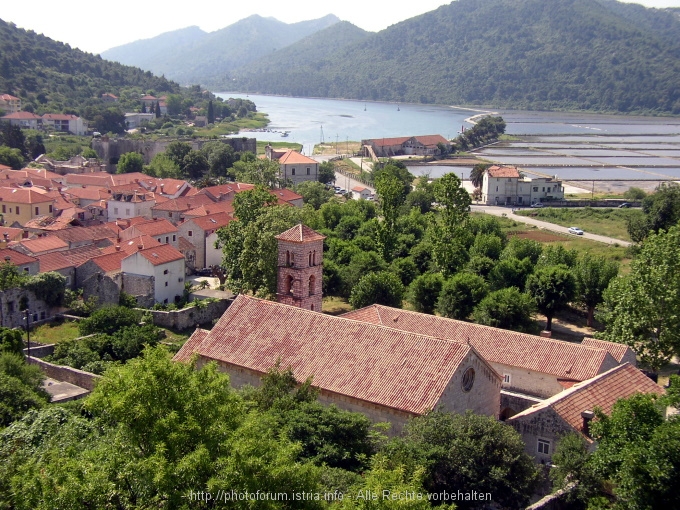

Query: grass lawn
[516,207,643,242]
[256,140,302,154]
[322,297,353,316]
[25,320,81,345]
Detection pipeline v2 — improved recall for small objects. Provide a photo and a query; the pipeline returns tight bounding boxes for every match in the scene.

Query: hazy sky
[2,0,679,55]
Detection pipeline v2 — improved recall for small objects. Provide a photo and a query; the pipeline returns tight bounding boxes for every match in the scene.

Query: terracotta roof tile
[36,251,73,272]
[174,328,210,362]
[183,201,235,217]
[178,236,196,251]
[275,224,326,243]
[18,236,68,255]
[91,251,127,272]
[61,244,105,266]
[42,113,80,121]
[0,187,54,203]
[134,244,184,266]
[508,364,664,437]
[276,150,317,165]
[487,165,520,178]
[125,218,178,237]
[2,249,37,266]
[341,305,617,381]
[151,194,214,212]
[581,338,635,364]
[173,295,479,415]
[186,212,232,232]
[1,112,41,120]
[270,188,302,203]
[53,225,118,244]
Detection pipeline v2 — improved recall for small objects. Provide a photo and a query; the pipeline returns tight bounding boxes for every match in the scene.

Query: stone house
[341,305,623,418]
[174,294,502,433]
[107,187,155,221]
[361,135,450,157]
[481,166,564,206]
[121,244,185,304]
[0,286,52,329]
[35,252,76,289]
[2,250,39,275]
[265,146,319,186]
[507,363,664,463]
[124,112,155,130]
[177,212,232,270]
[12,236,69,256]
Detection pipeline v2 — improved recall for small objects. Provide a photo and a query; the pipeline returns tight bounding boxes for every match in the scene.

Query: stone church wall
[276,237,323,312]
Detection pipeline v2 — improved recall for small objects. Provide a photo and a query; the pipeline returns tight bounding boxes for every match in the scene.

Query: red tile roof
[42,113,80,121]
[1,112,41,120]
[151,194,214,212]
[53,225,118,244]
[183,201,235,217]
[62,187,108,201]
[178,236,196,252]
[91,251,127,273]
[408,135,450,147]
[36,251,73,272]
[18,236,69,255]
[174,295,480,415]
[0,94,20,101]
[369,136,411,147]
[275,224,326,243]
[61,244,104,266]
[341,305,618,382]
[125,218,178,237]
[187,212,232,232]
[581,338,635,364]
[276,150,317,165]
[0,227,25,241]
[134,244,184,266]
[174,328,210,362]
[487,165,520,178]
[270,188,302,203]
[352,186,367,192]
[2,249,37,266]
[0,187,55,203]
[508,364,664,439]
[198,182,254,201]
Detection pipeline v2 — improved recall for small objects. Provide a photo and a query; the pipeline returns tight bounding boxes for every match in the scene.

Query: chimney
[540,330,552,338]
[115,245,120,251]
[581,410,595,437]
[137,244,143,250]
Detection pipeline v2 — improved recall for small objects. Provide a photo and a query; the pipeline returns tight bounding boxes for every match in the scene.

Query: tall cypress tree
[207,100,215,124]
[155,101,161,118]
[141,102,146,113]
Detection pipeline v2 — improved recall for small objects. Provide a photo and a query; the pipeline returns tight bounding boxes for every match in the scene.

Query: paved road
[471,205,632,247]
[333,171,375,195]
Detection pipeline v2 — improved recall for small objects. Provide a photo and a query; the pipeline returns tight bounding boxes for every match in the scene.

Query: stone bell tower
[275,224,325,312]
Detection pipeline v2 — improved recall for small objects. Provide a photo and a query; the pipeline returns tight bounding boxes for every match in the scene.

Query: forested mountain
[101,14,341,87]
[0,19,180,116]
[225,0,680,114]
[100,26,208,73]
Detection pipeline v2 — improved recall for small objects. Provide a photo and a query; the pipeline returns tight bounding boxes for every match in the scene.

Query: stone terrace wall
[28,357,101,391]
[142,299,231,330]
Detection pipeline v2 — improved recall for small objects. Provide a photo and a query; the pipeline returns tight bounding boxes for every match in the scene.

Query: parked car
[530,202,544,208]
[568,227,584,235]
[618,202,631,208]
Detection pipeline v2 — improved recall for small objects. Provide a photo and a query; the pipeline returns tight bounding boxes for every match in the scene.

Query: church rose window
[461,367,475,392]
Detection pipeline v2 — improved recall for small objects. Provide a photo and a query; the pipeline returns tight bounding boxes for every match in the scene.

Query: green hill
[102,14,342,87]
[0,18,181,117]
[224,0,680,114]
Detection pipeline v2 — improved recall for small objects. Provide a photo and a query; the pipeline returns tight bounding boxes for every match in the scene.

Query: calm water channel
[216,93,680,181]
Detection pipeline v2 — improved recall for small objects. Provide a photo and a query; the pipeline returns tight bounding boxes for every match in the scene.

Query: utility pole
[336,134,338,155]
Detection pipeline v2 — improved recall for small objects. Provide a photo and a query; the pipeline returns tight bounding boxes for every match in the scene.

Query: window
[292,168,296,175]
[308,275,315,295]
[507,178,512,182]
[165,281,168,287]
[165,236,169,244]
[49,205,53,213]
[495,186,498,192]
[286,250,290,266]
[40,311,46,320]
[15,206,19,214]
[35,207,39,215]
[461,368,475,392]
[23,267,29,273]
[308,251,312,266]
[503,374,511,384]
[7,301,14,313]
[537,439,551,455]
[542,187,545,192]
[533,187,538,192]
[188,230,193,237]
[164,299,168,304]
[286,275,294,295]
[114,207,119,215]
[1,205,4,213]
[172,235,176,242]
[125,208,130,216]
[163,269,169,275]
[313,250,316,265]
[169,212,173,218]
[306,167,310,175]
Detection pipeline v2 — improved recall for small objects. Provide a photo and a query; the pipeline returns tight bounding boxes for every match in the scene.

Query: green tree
[165,140,192,167]
[501,237,543,264]
[155,100,161,118]
[470,233,504,260]
[472,287,536,332]
[408,273,444,314]
[295,181,334,210]
[488,257,533,291]
[431,173,471,232]
[116,151,144,174]
[146,152,182,178]
[598,224,680,370]
[78,306,139,336]
[318,161,336,184]
[233,157,282,188]
[140,102,146,113]
[181,150,209,179]
[207,100,215,124]
[373,161,414,200]
[0,353,48,426]
[0,262,27,290]
[470,163,489,189]
[628,183,680,241]
[23,272,66,307]
[623,187,646,201]
[375,171,405,261]
[574,254,619,327]
[0,146,25,169]
[549,433,602,506]
[349,271,404,309]
[200,141,236,178]
[437,272,489,320]
[387,410,539,510]
[525,265,576,331]
[0,327,23,355]
[165,94,183,116]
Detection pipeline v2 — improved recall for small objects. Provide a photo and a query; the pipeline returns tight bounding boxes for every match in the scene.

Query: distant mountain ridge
[223,0,680,114]
[101,14,342,86]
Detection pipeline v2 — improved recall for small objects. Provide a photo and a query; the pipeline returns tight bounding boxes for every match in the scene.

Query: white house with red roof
[351,186,372,200]
[41,114,87,136]
[121,218,179,249]
[177,212,232,270]
[361,135,450,157]
[121,244,185,304]
[0,94,21,114]
[265,145,319,186]
[481,165,563,206]
[1,111,42,129]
